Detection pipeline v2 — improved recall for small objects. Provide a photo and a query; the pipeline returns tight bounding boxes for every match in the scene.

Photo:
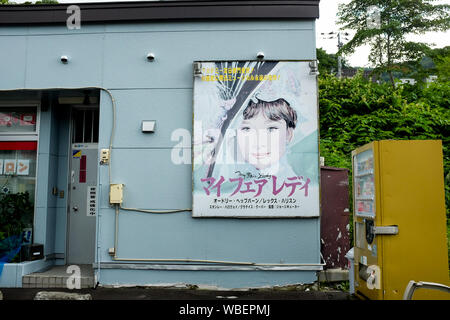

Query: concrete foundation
[318,269,349,282]
[22,264,94,289]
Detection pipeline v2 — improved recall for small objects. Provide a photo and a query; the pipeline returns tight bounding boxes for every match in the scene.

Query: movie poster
[192,61,319,217]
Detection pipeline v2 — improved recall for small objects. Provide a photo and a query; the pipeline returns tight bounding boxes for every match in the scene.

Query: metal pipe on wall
[111,204,325,269]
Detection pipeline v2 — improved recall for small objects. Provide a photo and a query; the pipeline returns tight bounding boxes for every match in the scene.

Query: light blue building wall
[0,19,321,288]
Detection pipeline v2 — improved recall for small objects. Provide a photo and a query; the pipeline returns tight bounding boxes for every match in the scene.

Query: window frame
[0,103,40,140]
[0,102,41,244]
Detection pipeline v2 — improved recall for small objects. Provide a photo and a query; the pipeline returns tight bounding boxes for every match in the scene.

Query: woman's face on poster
[236,112,293,170]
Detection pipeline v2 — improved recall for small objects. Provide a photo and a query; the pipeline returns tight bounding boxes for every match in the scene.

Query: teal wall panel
[101,148,192,210]
[98,269,317,289]
[108,211,319,264]
[25,34,104,88]
[102,29,314,89]
[105,89,192,148]
[0,36,27,89]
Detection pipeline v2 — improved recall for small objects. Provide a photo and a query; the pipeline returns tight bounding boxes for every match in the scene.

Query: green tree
[34,0,59,4]
[435,55,450,82]
[338,0,450,86]
[317,48,350,75]
[426,46,450,82]
[0,0,58,4]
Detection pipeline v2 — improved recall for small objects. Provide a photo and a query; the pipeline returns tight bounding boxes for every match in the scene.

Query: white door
[67,143,98,264]
[67,107,99,265]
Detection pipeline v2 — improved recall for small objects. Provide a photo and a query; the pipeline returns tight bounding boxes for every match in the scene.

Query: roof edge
[0,1,320,25]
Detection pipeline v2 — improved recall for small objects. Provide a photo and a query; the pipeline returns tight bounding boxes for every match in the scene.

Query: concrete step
[22,265,94,289]
[318,268,349,283]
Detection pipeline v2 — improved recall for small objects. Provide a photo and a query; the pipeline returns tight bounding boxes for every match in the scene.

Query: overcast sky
[13,0,450,67]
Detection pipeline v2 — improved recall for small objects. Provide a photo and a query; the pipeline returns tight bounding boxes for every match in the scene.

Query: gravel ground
[0,283,354,300]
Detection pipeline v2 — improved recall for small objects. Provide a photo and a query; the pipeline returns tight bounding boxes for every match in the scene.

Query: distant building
[399,78,417,85]
[341,68,378,82]
[426,75,438,83]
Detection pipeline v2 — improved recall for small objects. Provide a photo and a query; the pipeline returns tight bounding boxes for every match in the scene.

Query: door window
[72,109,99,143]
[0,142,37,199]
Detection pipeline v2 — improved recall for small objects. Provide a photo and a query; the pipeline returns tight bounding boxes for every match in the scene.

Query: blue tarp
[0,235,22,277]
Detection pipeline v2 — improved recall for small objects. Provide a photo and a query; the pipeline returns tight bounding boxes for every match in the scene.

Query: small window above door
[72,108,99,143]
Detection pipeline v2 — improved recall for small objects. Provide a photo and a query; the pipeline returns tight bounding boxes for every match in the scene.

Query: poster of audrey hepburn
[192,61,319,218]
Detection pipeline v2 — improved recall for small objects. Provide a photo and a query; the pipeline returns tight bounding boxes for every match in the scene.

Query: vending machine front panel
[352,142,383,300]
[352,140,449,300]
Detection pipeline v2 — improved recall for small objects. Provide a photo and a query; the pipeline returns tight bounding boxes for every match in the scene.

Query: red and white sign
[0,113,12,126]
[4,159,16,175]
[20,114,36,126]
[17,159,30,175]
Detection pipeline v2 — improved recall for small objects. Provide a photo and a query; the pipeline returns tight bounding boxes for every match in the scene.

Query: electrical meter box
[351,140,449,300]
[110,184,124,204]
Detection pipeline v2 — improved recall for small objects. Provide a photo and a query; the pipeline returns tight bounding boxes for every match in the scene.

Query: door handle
[73,205,79,212]
[372,225,398,235]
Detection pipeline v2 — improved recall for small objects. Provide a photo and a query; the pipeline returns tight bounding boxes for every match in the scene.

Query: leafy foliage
[0,0,58,4]
[319,73,450,220]
[0,192,34,240]
[397,46,450,83]
[317,48,350,75]
[435,55,450,82]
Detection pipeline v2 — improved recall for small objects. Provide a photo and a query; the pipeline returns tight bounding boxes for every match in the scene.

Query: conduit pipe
[111,204,326,269]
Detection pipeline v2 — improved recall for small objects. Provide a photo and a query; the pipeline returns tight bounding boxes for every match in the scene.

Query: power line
[319,31,350,78]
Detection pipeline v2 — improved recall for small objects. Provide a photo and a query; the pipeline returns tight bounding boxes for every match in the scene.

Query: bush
[319,73,450,224]
[0,192,34,261]
[0,191,34,239]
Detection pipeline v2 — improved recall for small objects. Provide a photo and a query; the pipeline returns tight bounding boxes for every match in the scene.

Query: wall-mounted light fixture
[142,120,156,133]
[309,60,319,76]
[146,53,155,62]
[256,52,265,60]
[60,55,69,64]
[193,62,202,77]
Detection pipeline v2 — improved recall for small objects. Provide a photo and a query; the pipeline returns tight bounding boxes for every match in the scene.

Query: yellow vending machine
[352,140,449,300]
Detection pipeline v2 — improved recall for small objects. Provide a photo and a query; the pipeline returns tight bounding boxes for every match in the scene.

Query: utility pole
[319,31,349,78]
[337,32,343,78]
